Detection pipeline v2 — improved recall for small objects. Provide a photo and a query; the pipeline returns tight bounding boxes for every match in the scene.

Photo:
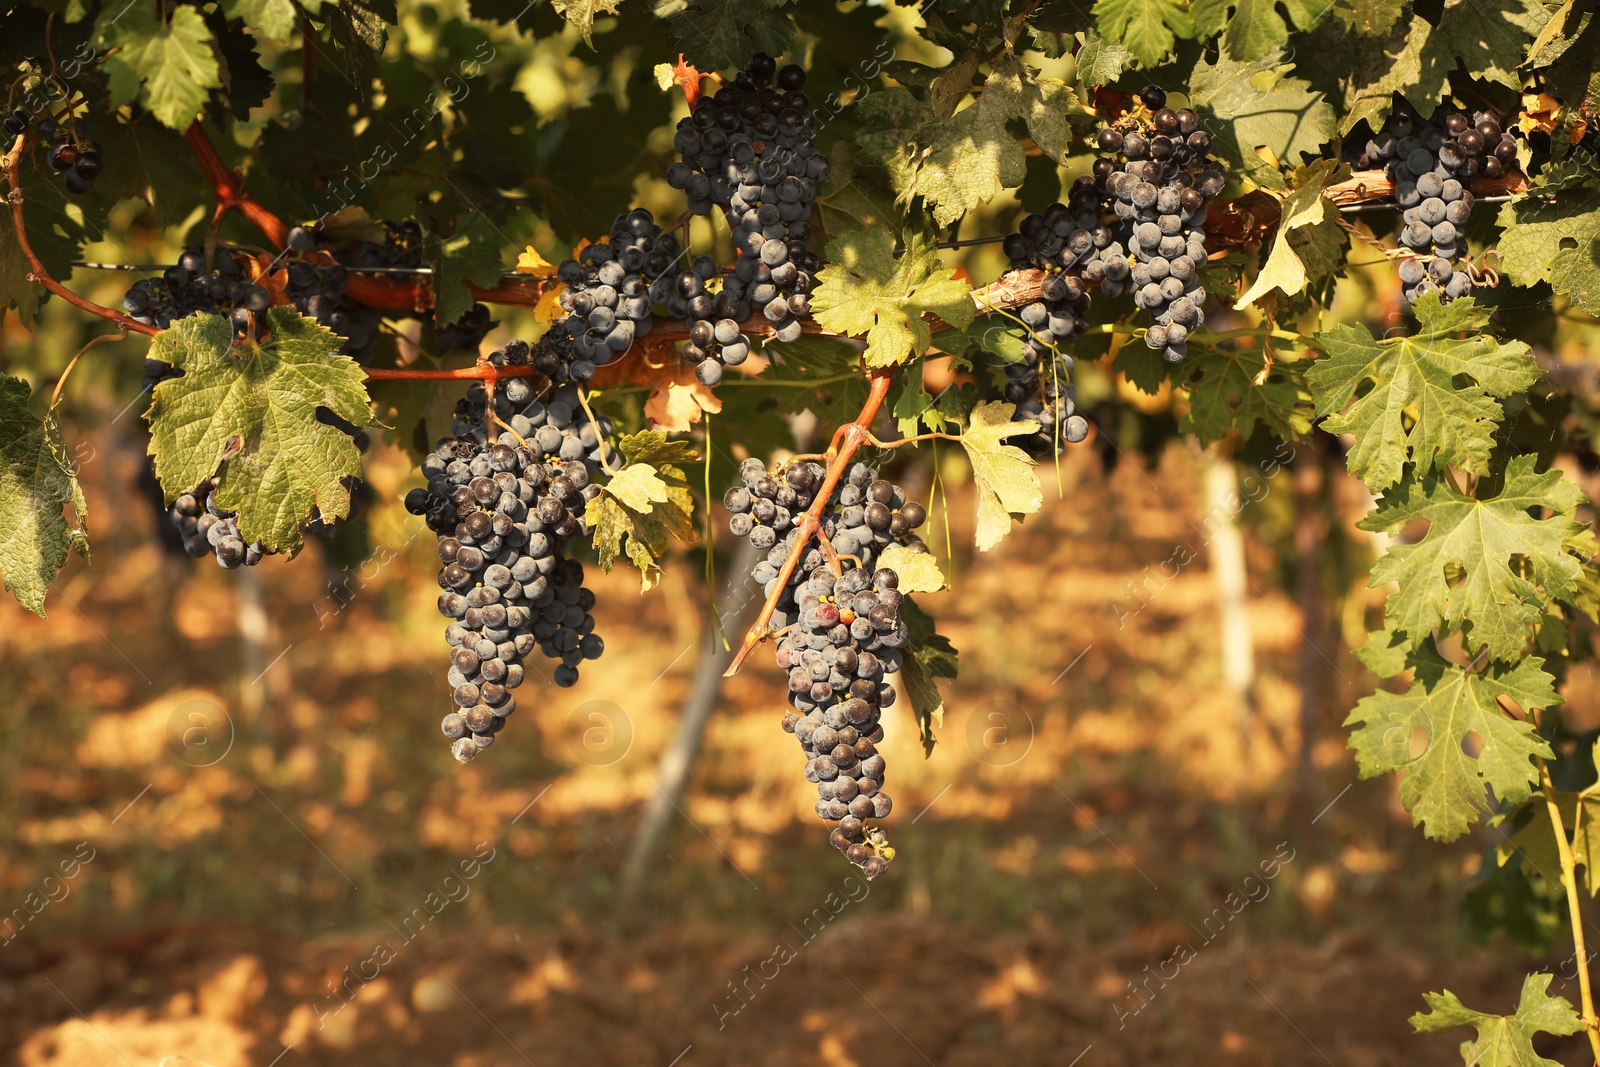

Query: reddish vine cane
[723,370,894,677]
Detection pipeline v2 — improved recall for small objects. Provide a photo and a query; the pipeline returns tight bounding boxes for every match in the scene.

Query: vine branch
[724,370,895,677]
[1539,753,1600,1061]
[3,132,161,337]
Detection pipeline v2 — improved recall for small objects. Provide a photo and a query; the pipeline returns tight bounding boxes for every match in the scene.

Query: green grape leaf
[1358,455,1593,662]
[759,335,871,430]
[1307,295,1538,492]
[145,309,374,555]
[1235,160,1347,307]
[878,543,948,593]
[97,4,221,130]
[900,595,958,757]
[1188,51,1335,191]
[1091,0,1194,68]
[1345,645,1559,841]
[1353,624,1413,679]
[0,207,45,327]
[1340,0,1548,134]
[225,0,298,42]
[0,375,89,617]
[322,0,395,94]
[554,0,625,43]
[1503,785,1600,897]
[1178,338,1313,445]
[1192,0,1328,61]
[656,0,795,70]
[1331,0,1402,35]
[1494,194,1600,316]
[1073,29,1137,83]
[892,57,1078,226]
[960,401,1043,552]
[585,431,698,592]
[810,228,973,368]
[1411,973,1582,1066]
[427,214,504,328]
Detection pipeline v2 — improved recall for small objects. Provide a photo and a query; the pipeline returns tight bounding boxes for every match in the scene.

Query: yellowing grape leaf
[586,430,698,591]
[1235,159,1347,308]
[554,0,625,44]
[878,543,947,593]
[1074,29,1137,85]
[1411,974,1581,1067]
[959,401,1043,551]
[145,309,374,554]
[516,245,559,276]
[895,58,1076,226]
[1358,455,1593,662]
[811,229,973,368]
[97,5,221,130]
[0,376,89,617]
[225,0,298,42]
[1308,295,1538,492]
[1188,51,1335,191]
[1345,643,1559,841]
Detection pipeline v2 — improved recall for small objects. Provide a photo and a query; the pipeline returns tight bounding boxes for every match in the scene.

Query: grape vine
[2,4,1598,1060]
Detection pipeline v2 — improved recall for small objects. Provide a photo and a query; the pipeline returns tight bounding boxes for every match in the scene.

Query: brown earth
[0,416,1588,1066]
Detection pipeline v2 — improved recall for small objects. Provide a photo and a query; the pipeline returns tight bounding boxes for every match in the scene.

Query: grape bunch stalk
[1353,104,1516,306]
[725,458,931,878]
[405,353,611,762]
[667,51,828,381]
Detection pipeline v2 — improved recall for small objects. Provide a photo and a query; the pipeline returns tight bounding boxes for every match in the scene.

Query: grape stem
[724,369,894,677]
[51,329,128,407]
[1,131,162,336]
[184,122,289,248]
[1538,749,1600,1060]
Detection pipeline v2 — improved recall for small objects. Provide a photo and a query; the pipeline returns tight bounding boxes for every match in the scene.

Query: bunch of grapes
[405,360,611,761]
[1094,86,1222,361]
[725,459,929,877]
[166,477,271,569]
[550,208,683,380]
[1000,207,1097,453]
[36,116,103,194]
[666,52,827,374]
[431,303,498,351]
[1354,105,1514,306]
[121,248,272,336]
[282,222,431,362]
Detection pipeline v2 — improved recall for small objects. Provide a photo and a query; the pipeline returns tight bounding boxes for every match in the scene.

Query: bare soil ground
[0,421,1586,1066]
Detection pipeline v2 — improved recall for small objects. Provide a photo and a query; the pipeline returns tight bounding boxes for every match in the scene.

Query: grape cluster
[283,222,428,362]
[431,303,498,351]
[1000,213,1095,453]
[37,116,103,195]
[1093,86,1222,361]
[3,107,31,136]
[167,477,270,569]
[1355,106,1514,306]
[725,459,930,877]
[406,366,611,762]
[551,208,683,381]
[666,52,827,373]
[122,248,271,336]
